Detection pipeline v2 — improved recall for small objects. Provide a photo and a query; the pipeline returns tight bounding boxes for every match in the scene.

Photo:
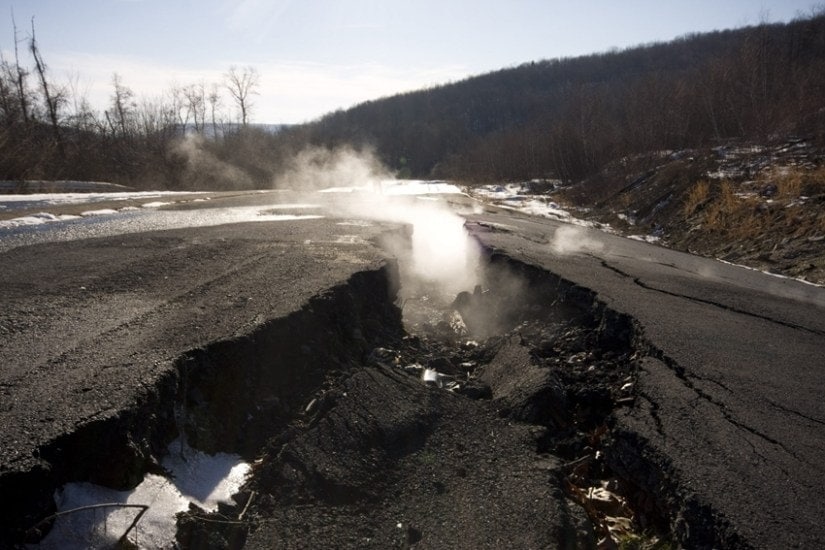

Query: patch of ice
[33,438,250,549]
[141,201,173,208]
[80,209,119,216]
[716,258,822,287]
[0,212,81,228]
[628,234,661,243]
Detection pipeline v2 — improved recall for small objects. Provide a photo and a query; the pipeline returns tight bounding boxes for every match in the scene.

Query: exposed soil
[558,137,825,286]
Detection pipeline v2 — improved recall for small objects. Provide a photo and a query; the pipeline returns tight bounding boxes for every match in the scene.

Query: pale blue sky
[2,0,820,123]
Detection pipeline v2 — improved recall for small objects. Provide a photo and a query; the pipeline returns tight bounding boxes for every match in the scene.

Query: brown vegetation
[573,141,825,284]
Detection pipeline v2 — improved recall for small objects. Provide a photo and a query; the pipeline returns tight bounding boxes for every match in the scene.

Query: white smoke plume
[275,145,481,297]
[550,225,605,255]
[274,144,392,191]
[172,134,254,189]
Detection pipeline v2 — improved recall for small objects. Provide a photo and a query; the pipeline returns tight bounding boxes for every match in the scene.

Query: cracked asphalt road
[0,211,398,477]
[465,210,825,548]
[3,188,824,548]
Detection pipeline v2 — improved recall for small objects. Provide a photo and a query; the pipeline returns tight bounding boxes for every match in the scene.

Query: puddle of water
[31,438,250,549]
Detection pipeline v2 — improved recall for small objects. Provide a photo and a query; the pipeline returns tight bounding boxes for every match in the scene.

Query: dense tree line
[286,12,825,184]
[2,13,824,190]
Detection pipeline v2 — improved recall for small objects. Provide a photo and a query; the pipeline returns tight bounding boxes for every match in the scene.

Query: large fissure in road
[10,236,742,548]
[6,263,402,547]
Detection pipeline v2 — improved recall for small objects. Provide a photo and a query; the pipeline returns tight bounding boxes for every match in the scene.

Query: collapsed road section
[4,205,824,548]
[3,210,672,549]
[0,218,405,546]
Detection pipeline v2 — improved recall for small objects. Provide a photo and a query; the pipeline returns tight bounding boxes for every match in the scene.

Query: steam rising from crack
[551,225,605,255]
[274,145,391,192]
[275,145,481,300]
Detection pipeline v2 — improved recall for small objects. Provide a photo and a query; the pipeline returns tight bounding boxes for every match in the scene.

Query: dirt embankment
[559,138,825,286]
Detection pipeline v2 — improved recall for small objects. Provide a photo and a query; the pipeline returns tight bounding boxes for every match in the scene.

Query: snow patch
[80,209,119,216]
[628,234,661,243]
[33,438,250,549]
[0,191,206,212]
[716,258,822,287]
[0,212,81,228]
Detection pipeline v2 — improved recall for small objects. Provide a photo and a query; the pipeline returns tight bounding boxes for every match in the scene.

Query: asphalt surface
[3,190,825,548]
[0,203,398,478]
[465,209,825,549]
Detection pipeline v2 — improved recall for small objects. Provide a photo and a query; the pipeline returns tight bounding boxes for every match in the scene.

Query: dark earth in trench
[174,254,677,550]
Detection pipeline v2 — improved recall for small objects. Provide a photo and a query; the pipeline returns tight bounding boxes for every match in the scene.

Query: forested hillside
[2,12,824,189]
[289,13,825,183]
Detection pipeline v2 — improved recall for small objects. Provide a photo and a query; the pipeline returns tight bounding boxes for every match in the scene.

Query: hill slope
[283,13,825,184]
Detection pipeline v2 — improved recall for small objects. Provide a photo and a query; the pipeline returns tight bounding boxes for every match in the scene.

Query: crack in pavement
[645,346,824,476]
[597,258,825,336]
[765,397,825,427]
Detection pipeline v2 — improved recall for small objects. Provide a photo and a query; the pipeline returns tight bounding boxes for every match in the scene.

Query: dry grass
[682,180,710,217]
[802,166,825,196]
[761,165,825,198]
[777,172,803,199]
[703,180,739,229]
[681,166,825,242]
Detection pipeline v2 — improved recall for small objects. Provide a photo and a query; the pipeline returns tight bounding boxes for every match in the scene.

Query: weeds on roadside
[682,180,710,217]
[702,180,738,229]
[681,166,825,242]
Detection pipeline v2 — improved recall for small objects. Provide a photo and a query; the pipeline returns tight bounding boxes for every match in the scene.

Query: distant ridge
[277,12,825,183]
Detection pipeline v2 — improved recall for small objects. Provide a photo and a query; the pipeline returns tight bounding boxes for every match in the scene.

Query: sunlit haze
[1,0,820,124]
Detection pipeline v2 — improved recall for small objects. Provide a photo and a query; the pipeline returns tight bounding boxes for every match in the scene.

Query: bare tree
[108,73,135,136]
[167,83,190,133]
[182,82,207,134]
[29,17,65,157]
[224,66,259,126]
[10,11,31,125]
[207,83,222,137]
[65,70,100,132]
[0,55,19,124]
